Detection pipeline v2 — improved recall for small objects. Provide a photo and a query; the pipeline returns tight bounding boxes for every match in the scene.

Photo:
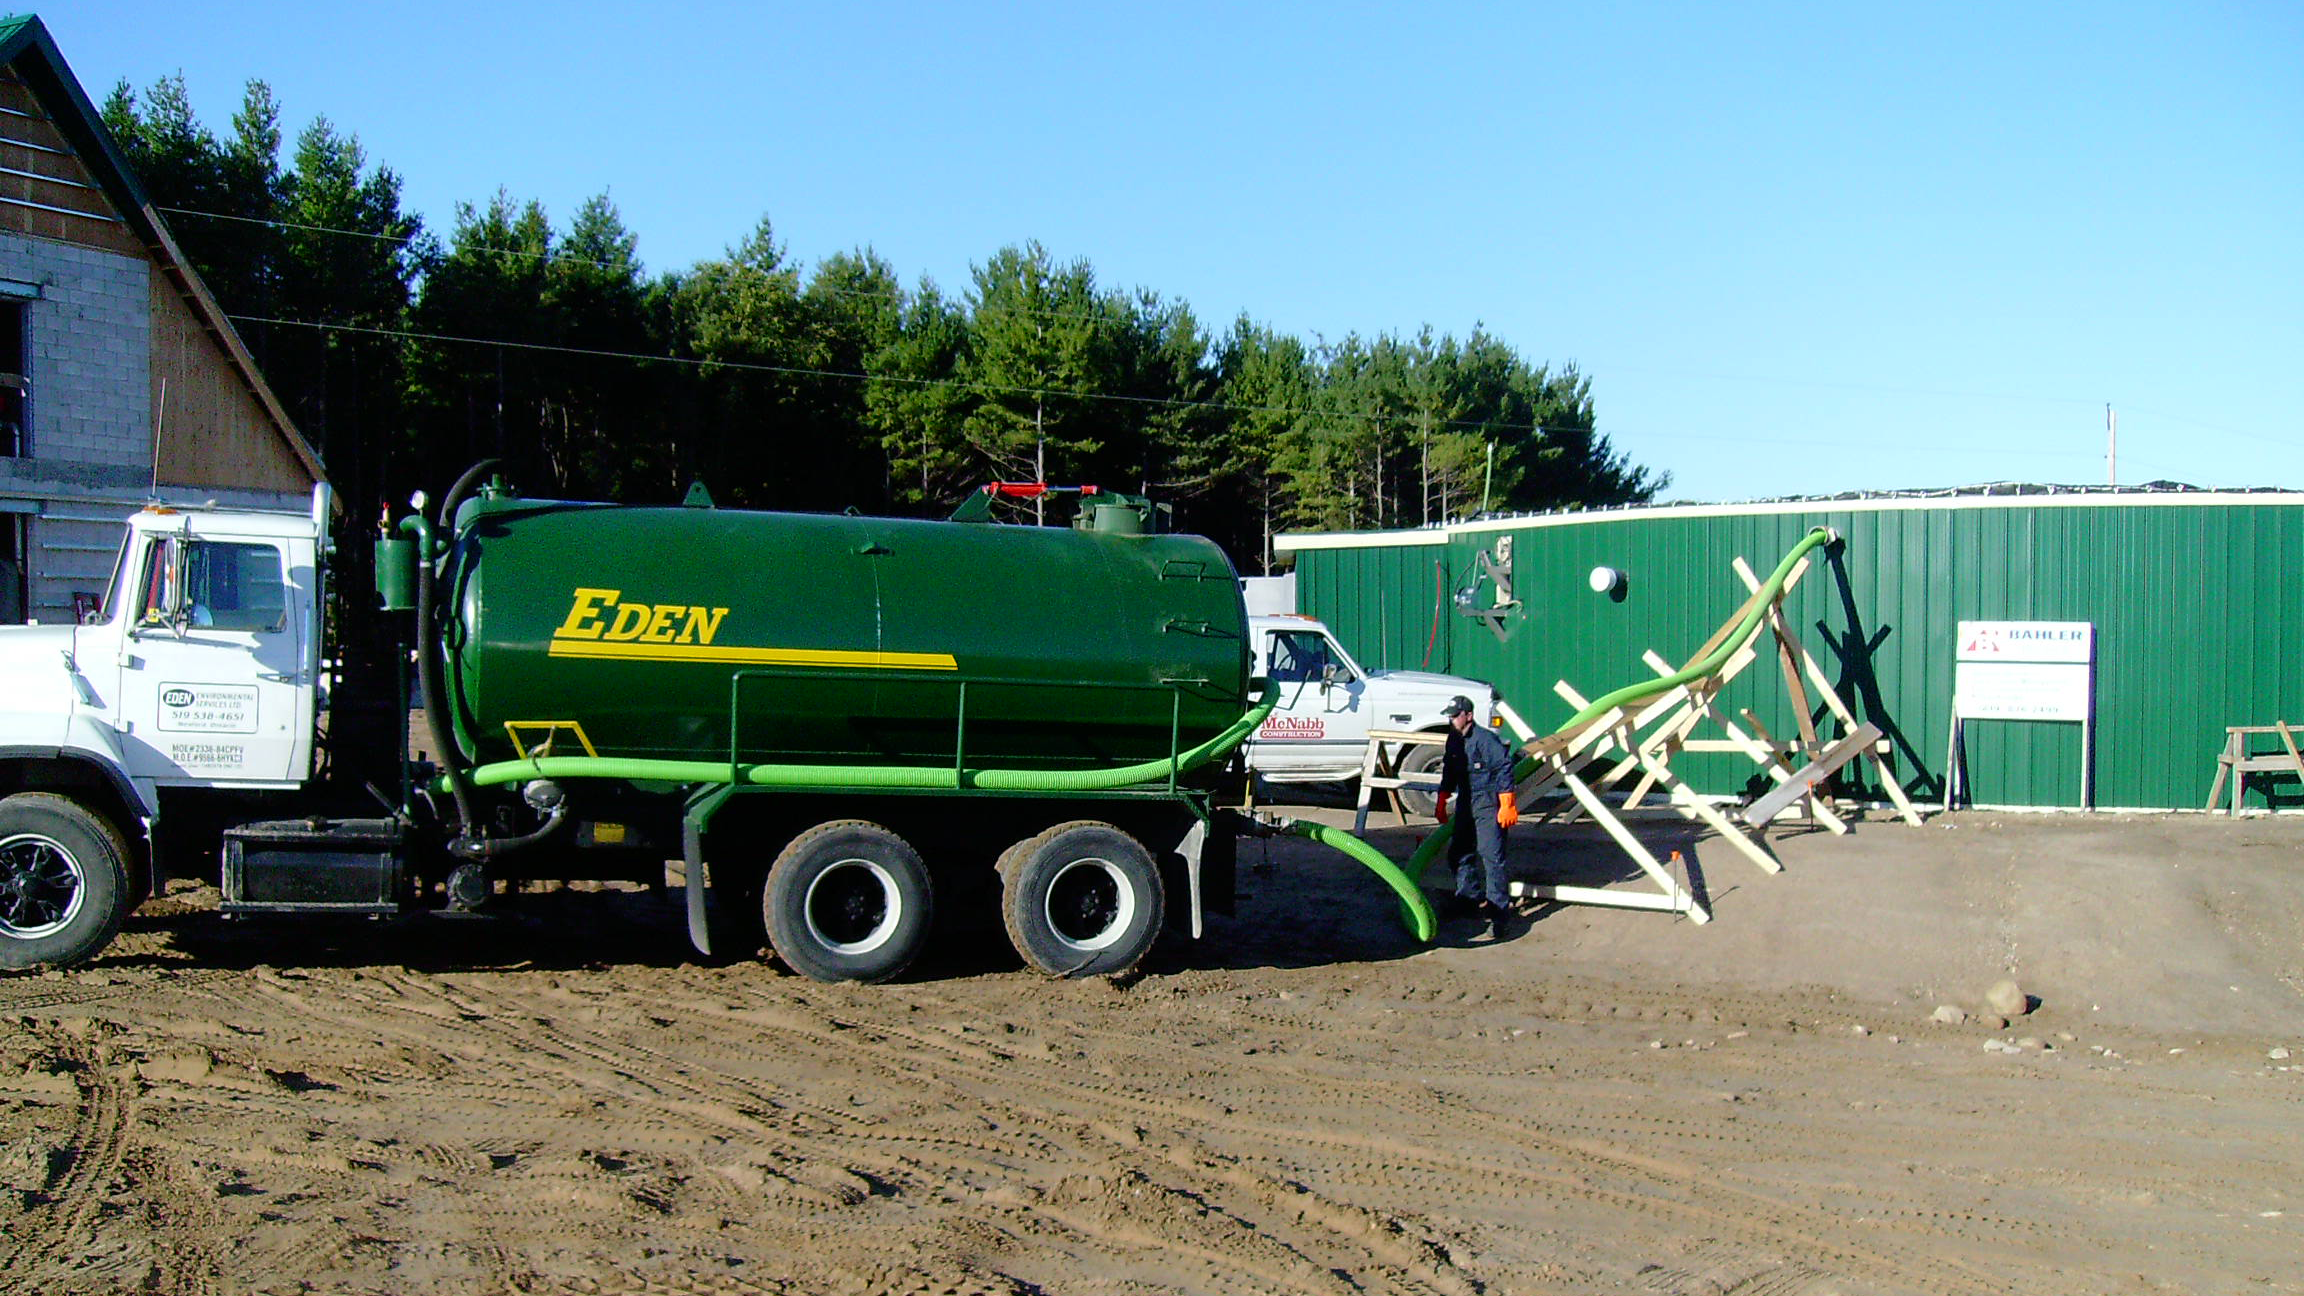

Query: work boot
[1486,902,1512,940]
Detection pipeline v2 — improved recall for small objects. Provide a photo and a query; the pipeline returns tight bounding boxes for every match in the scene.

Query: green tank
[436,495,1250,777]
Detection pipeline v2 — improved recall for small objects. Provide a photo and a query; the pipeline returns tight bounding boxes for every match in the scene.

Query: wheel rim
[1401,746,1444,815]
[0,832,87,940]
[1042,856,1135,953]
[803,857,901,955]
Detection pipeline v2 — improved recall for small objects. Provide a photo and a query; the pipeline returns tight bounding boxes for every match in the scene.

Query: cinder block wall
[0,235,151,468]
[0,233,157,621]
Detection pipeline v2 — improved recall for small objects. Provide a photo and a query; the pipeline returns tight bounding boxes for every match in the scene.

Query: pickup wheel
[0,793,133,971]
[763,821,933,984]
[1396,739,1448,818]
[1000,821,1163,979]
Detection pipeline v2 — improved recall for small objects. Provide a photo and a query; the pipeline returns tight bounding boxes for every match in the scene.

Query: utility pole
[2106,404,2117,486]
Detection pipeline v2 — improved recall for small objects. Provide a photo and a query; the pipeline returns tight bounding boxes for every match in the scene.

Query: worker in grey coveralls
[1435,694,1520,931]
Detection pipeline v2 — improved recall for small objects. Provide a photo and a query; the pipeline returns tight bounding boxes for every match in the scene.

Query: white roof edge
[1275,491,2304,552]
[1274,529,1449,553]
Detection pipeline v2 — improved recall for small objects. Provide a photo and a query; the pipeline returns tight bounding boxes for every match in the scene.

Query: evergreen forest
[103,76,1666,572]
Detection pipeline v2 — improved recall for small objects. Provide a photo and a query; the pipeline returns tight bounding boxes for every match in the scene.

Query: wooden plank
[1558,771,1710,924]
[2205,730,2233,812]
[1746,723,1884,825]
[1509,882,1694,915]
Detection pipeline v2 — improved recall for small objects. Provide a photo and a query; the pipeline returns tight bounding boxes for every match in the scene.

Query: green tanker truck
[0,466,1273,982]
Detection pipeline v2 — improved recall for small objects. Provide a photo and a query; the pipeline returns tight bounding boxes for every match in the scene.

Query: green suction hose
[1286,818,1436,942]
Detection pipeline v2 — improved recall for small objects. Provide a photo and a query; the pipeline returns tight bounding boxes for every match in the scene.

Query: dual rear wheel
[757,818,1164,984]
[997,822,1163,979]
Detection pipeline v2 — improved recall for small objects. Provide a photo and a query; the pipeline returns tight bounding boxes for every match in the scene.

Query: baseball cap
[1441,695,1476,717]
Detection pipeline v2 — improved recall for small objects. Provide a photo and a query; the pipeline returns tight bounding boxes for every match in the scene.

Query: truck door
[114,530,313,785]
[1252,626,1369,777]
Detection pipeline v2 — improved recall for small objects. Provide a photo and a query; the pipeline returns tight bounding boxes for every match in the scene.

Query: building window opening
[0,301,22,458]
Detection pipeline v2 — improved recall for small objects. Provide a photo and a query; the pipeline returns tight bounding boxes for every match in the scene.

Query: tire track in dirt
[659,982,2014,1295]
[0,968,232,1013]
[345,972,1493,1294]
[0,1026,140,1295]
[182,965,1050,1291]
[20,910,2294,1296]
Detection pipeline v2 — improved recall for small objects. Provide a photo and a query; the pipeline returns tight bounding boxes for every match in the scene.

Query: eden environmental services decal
[158,683,259,734]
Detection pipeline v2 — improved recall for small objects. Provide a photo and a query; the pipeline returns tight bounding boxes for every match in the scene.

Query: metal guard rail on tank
[456,676,1281,794]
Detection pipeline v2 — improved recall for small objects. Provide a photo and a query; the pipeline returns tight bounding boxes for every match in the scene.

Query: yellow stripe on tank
[546,640,958,671]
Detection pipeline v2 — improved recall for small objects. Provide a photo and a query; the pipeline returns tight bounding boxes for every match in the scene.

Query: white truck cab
[1242,614,1497,804]
[76,497,326,793]
[0,491,329,966]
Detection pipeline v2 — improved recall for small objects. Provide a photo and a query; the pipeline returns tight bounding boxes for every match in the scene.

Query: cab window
[1268,631,1347,684]
[138,538,287,633]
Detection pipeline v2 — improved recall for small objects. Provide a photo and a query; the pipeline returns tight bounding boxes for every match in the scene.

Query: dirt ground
[2,802,2300,1296]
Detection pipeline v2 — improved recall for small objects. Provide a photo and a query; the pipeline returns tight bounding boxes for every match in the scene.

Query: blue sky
[50,2,2302,503]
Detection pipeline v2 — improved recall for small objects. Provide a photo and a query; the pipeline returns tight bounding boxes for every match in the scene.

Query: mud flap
[1169,811,1238,939]
[682,785,735,957]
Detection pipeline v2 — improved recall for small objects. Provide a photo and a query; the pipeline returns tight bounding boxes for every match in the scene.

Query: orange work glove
[1496,791,1520,829]
[1433,793,1450,824]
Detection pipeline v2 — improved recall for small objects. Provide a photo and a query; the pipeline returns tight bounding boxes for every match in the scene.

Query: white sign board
[1947,621,2096,808]
[1955,661,2091,721]
[1954,622,2094,722]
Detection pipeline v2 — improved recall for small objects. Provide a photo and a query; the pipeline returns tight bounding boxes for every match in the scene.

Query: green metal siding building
[1277,491,2304,811]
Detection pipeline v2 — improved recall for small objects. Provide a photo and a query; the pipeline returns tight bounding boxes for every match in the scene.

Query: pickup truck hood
[1371,669,1489,693]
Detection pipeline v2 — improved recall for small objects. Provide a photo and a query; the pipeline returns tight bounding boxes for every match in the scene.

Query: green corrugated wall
[1287,498,2304,811]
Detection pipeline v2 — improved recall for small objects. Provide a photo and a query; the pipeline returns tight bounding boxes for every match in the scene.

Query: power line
[167,205,2288,452]
[227,312,1602,441]
[161,204,1164,332]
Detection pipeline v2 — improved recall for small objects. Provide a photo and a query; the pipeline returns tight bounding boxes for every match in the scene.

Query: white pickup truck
[1240,615,1497,811]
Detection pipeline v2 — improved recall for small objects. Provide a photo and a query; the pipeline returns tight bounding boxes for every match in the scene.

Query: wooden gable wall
[0,62,319,497]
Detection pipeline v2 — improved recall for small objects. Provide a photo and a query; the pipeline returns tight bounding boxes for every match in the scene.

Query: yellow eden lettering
[557,589,732,648]
[640,604,682,643]
[556,588,619,640]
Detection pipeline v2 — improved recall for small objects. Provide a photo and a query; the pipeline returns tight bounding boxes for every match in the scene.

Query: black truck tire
[1000,821,1163,979]
[764,821,933,983]
[0,792,133,971]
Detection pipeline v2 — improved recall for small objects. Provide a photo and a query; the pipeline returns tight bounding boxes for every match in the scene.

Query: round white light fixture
[1588,565,1626,594]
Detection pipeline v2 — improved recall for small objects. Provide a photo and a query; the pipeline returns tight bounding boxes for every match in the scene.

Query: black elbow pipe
[417,459,502,854]
[411,513,479,847]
